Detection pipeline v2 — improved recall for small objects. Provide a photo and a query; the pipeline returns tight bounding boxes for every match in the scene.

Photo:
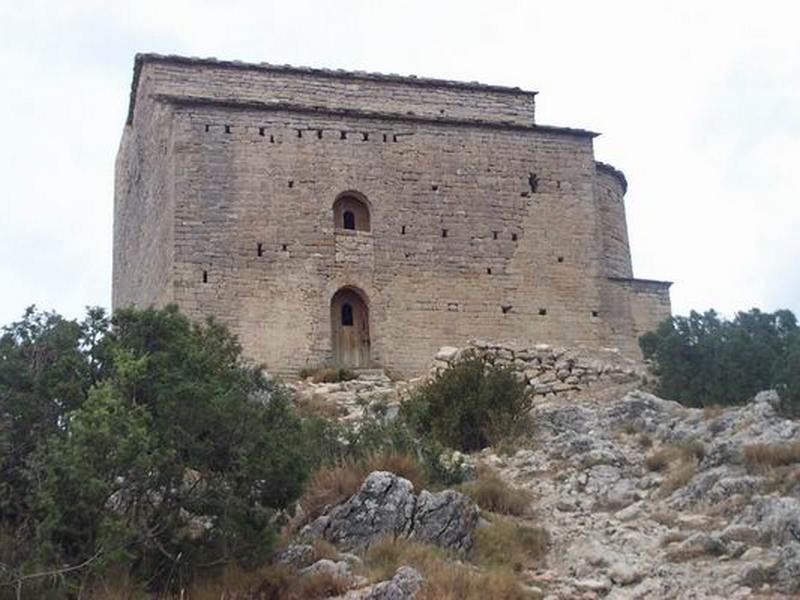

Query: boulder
[363,566,424,599]
[412,489,478,552]
[300,471,478,553]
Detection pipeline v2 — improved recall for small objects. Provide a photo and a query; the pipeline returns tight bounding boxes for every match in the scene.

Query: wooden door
[331,288,370,368]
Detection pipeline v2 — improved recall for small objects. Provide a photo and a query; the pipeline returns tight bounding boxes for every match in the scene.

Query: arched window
[333,192,370,232]
[341,303,354,326]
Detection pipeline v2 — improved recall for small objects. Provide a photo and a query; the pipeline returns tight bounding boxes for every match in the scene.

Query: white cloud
[1,0,798,324]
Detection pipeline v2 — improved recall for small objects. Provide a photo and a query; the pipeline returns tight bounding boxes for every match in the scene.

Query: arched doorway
[331,287,371,368]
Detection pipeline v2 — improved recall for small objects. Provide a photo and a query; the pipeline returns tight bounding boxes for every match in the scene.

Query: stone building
[113,53,671,377]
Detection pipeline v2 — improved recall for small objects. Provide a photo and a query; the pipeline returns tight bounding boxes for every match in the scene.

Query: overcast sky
[1,0,798,326]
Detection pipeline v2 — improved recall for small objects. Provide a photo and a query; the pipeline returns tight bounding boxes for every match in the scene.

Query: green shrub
[640,308,799,411]
[300,401,471,487]
[401,356,533,452]
[1,305,312,595]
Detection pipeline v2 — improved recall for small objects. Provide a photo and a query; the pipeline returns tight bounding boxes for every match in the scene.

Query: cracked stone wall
[113,56,671,377]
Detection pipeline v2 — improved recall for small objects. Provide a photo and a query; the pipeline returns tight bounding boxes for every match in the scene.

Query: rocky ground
[483,385,799,598]
[283,346,800,599]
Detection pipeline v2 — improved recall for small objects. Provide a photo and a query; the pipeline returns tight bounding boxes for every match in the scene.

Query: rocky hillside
[282,344,799,599]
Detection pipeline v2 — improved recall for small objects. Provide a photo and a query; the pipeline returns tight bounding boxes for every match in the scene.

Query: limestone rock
[363,566,424,599]
[412,489,479,552]
[300,471,478,553]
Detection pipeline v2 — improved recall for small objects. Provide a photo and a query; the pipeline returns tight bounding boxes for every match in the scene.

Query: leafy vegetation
[401,355,533,451]
[0,305,311,595]
[0,305,543,596]
[640,308,800,413]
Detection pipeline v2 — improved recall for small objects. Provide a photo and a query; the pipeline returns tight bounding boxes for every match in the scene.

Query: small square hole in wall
[538,308,547,316]
[591,311,599,318]
[288,180,294,188]
[511,233,518,241]
[401,225,406,235]
[393,134,398,142]
[297,129,303,138]
[269,135,275,143]
[487,267,492,275]
[362,132,369,141]
[493,231,499,240]
[317,129,323,139]
[281,244,288,252]
[224,125,231,134]
[431,184,439,192]
[257,243,263,257]
[557,256,564,263]
[383,133,388,142]
[204,124,210,132]
[340,131,347,140]
[441,229,448,238]
[258,127,265,136]
[202,270,208,283]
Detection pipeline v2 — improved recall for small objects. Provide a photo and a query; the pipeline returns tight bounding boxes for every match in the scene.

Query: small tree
[401,355,532,451]
[2,305,312,594]
[640,308,799,410]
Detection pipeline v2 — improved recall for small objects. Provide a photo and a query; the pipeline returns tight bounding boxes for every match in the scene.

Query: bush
[459,468,533,516]
[401,356,533,452]
[0,305,312,595]
[640,308,799,411]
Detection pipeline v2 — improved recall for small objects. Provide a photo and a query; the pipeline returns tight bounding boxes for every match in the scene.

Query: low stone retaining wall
[431,340,647,396]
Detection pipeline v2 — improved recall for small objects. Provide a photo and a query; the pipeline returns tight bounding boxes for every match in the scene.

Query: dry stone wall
[431,341,646,397]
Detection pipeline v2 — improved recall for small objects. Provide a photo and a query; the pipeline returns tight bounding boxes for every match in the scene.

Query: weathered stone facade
[113,53,671,377]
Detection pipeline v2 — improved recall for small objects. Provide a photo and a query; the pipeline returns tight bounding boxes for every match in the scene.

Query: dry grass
[362,537,453,581]
[288,570,351,599]
[294,393,347,419]
[459,468,534,516]
[298,452,428,527]
[645,439,706,472]
[188,563,350,600]
[660,460,697,495]
[637,433,653,449]
[743,442,800,472]
[762,466,800,495]
[660,531,689,546]
[664,538,726,563]
[362,537,537,600]
[650,510,680,528]
[418,566,534,600]
[703,405,725,420]
[472,517,549,572]
[645,440,704,495]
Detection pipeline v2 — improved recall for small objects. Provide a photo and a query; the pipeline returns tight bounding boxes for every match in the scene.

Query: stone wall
[613,278,673,340]
[431,341,645,397]
[113,54,671,377]
[129,54,537,127]
[113,100,176,309]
